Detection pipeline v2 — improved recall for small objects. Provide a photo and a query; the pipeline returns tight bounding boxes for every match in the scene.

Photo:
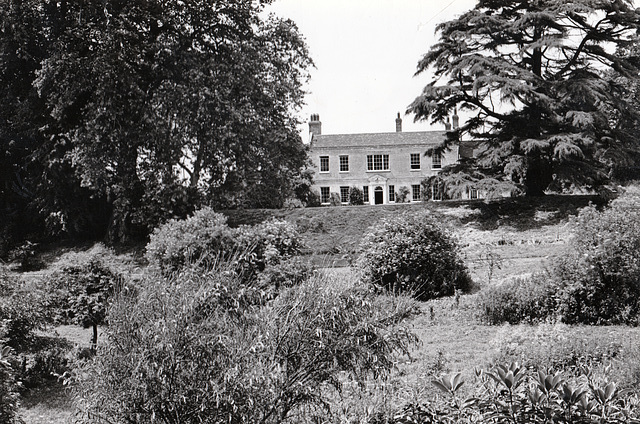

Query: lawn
[14,193,640,423]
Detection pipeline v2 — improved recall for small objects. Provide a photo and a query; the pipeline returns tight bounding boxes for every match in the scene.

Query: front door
[374,186,384,204]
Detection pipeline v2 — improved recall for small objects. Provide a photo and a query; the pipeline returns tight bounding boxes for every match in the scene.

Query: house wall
[311,143,459,204]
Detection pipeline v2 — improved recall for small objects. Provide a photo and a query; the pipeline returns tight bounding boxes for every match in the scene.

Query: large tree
[409,0,640,196]
[1,0,311,244]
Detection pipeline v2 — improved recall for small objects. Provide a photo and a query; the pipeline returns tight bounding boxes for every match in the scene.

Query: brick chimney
[445,117,452,131]
[452,107,459,129]
[309,114,321,138]
[395,112,402,132]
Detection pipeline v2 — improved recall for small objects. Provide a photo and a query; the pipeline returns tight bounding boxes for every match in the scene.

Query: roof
[311,131,447,149]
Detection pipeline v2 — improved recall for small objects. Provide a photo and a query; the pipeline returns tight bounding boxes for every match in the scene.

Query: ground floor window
[469,187,478,199]
[388,185,395,202]
[340,186,349,203]
[411,184,421,201]
[363,186,369,203]
[432,179,445,201]
[320,187,330,204]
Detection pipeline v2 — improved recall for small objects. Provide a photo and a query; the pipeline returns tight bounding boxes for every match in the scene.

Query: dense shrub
[0,345,21,424]
[329,192,342,206]
[396,186,410,203]
[72,263,417,424]
[145,208,303,280]
[145,207,232,273]
[552,192,640,325]
[479,274,557,324]
[357,212,473,300]
[391,362,640,424]
[349,187,364,205]
[479,188,640,325]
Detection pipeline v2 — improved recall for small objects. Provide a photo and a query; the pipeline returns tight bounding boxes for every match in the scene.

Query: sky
[266,0,478,138]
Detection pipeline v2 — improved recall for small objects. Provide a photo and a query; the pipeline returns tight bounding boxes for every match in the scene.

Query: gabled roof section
[311,131,447,149]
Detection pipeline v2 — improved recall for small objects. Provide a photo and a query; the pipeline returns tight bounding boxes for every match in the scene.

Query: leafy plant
[357,211,473,300]
[0,345,21,424]
[145,207,303,281]
[349,186,364,205]
[72,262,417,424]
[392,362,640,423]
[48,259,122,350]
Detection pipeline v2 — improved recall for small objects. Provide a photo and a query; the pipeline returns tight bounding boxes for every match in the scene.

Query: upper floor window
[367,154,389,171]
[410,153,421,170]
[339,155,349,172]
[320,156,329,172]
[432,152,442,169]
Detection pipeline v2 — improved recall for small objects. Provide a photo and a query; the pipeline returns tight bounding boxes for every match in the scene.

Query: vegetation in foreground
[2,189,640,423]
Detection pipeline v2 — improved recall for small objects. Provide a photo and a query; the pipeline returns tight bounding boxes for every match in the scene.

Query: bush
[349,187,364,205]
[72,263,417,424]
[305,190,322,207]
[329,192,342,206]
[397,186,410,203]
[357,212,473,301]
[145,207,233,273]
[479,188,640,325]
[0,345,21,424]
[478,274,557,324]
[552,192,640,325]
[146,208,305,287]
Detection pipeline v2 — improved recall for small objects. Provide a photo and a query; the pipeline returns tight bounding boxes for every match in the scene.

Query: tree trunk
[91,324,98,353]
[524,157,553,196]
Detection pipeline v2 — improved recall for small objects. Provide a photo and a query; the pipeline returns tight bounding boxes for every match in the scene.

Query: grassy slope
[20,193,636,422]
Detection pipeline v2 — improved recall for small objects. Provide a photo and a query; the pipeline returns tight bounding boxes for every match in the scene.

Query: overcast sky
[267,0,478,138]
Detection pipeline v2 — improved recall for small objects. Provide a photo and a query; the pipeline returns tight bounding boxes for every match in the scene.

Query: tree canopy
[0,0,312,246]
[409,0,640,196]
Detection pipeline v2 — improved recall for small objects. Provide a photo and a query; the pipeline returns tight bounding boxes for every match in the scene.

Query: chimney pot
[309,113,322,137]
[445,117,452,131]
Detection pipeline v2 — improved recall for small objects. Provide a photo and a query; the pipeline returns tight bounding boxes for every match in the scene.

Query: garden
[2,188,640,423]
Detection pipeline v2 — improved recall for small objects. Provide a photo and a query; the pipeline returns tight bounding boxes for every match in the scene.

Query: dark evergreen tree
[409,0,640,196]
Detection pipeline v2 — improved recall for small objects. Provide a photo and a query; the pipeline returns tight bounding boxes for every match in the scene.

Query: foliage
[392,362,640,423]
[8,241,42,271]
[552,190,640,325]
[349,186,364,205]
[0,345,21,424]
[490,324,640,391]
[409,0,640,196]
[305,190,322,208]
[47,255,122,349]
[329,192,342,206]
[479,188,640,325]
[145,207,303,279]
[0,0,312,244]
[479,274,556,325]
[0,272,47,351]
[396,186,410,203]
[144,207,233,273]
[357,212,473,301]
[72,263,417,424]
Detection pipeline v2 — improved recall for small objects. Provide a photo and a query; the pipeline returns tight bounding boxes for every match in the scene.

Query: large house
[308,113,475,205]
